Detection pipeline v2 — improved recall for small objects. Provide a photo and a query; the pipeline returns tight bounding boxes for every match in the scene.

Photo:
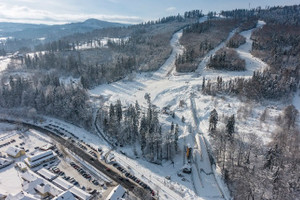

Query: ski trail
[152,30,184,79]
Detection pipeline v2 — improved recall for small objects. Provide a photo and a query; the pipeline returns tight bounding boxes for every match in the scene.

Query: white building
[37,168,58,181]
[22,170,63,198]
[53,177,74,190]
[53,191,75,200]
[106,185,126,200]
[24,150,56,168]
[5,146,25,158]
[0,158,13,169]
[69,186,91,200]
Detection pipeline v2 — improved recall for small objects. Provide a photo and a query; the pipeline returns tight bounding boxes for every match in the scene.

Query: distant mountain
[0,19,126,41]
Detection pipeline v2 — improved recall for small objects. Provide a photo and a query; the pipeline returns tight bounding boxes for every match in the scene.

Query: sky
[0,0,298,24]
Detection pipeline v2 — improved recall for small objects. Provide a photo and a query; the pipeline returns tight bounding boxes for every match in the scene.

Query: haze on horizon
[0,0,298,25]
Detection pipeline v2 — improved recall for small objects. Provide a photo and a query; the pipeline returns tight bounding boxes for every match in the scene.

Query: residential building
[5,147,25,158]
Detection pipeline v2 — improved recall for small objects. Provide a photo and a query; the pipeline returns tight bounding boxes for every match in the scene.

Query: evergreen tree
[226,114,235,140]
[174,124,179,152]
[116,100,123,123]
[209,109,218,136]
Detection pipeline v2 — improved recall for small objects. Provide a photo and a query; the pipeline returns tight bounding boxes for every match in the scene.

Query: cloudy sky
[0,0,298,24]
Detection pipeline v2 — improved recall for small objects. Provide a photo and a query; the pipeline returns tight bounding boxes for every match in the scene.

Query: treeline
[221,5,300,25]
[35,40,71,52]
[251,23,300,72]
[23,52,136,88]
[202,69,298,100]
[207,48,245,71]
[0,74,93,128]
[97,94,179,163]
[208,105,300,199]
[177,19,240,72]
[226,33,246,48]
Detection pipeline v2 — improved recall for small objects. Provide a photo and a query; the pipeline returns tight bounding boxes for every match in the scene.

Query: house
[106,185,126,200]
[22,170,63,198]
[15,162,27,172]
[23,177,62,198]
[0,158,13,169]
[24,150,56,168]
[6,146,25,158]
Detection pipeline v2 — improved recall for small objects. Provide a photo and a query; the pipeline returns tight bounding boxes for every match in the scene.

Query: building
[5,147,25,158]
[106,185,126,200]
[53,191,75,200]
[24,150,56,168]
[15,162,27,172]
[23,176,62,198]
[0,158,13,169]
[53,177,74,190]
[37,168,58,181]
[5,191,38,200]
[69,186,91,200]
[35,182,62,198]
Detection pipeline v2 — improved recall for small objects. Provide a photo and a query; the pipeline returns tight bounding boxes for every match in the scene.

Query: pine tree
[226,114,235,141]
[116,100,123,123]
[174,124,179,152]
[209,109,218,136]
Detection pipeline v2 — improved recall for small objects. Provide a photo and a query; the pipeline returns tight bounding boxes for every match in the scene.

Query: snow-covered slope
[88,19,286,200]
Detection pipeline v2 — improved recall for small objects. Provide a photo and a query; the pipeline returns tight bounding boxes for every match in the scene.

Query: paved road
[0,118,153,199]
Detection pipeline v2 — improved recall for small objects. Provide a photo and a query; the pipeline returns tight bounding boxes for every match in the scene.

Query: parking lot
[55,143,116,199]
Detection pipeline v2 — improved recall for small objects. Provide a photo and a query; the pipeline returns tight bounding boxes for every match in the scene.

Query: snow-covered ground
[196,20,269,79]
[88,20,285,200]
[0,18,288,200]
[0,56,11,72]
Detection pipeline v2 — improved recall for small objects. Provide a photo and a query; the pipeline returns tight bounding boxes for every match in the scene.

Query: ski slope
[88,20,277,200]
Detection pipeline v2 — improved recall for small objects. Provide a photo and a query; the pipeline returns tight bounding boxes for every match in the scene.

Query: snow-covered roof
[28,150,53,162]
[5,191,39,200]
[37,168,57,180]
[40,143,54,151]
[21,171,37,182]
[6,146,23,157]
[35,180,62,196]
[53,177,73,190]
[22,173,62,197]
[15,162,27,169]
[106,185,126,200]
[25,152,56,167]
[69,186,91,200]
[53,191,75,200]
[0,158,13,168]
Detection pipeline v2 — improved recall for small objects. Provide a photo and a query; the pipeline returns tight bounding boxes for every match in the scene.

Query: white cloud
[0,3,143,24]
[166,7,176,12]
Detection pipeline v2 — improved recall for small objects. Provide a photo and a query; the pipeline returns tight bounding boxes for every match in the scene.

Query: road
[0,118,154,200]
